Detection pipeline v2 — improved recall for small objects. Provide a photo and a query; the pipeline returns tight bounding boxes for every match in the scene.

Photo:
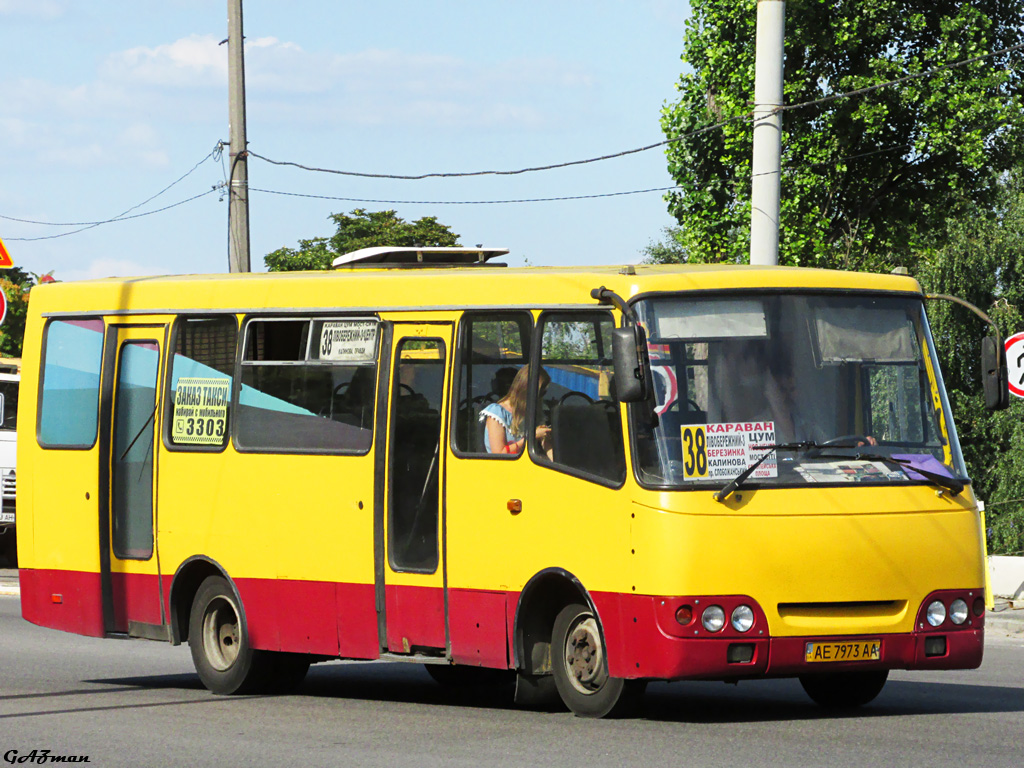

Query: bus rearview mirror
[981,335,1009,411]
[612,326,650,403]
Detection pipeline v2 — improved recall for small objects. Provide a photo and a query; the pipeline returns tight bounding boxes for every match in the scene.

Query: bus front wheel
[799,669,889,709]
[189,575,271,695]
[551,602,644,718]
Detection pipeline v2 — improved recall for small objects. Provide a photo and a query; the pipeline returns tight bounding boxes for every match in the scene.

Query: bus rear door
[378,323,453,654]
[100,325,167,638]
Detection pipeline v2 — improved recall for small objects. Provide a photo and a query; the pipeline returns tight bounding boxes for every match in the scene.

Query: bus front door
[378,324,452,655]
[100,325,167,638]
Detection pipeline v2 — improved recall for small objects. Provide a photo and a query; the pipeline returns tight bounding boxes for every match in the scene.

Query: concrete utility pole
[227,0,251,272]
[749,0,785,267]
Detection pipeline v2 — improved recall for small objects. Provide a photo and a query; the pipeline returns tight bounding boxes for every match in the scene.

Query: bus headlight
[731,605,755,632]
[926,600,946,627]
[701,605,726,632]
[949,599,969,625]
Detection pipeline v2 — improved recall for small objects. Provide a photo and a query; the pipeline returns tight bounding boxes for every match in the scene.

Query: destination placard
[317,320,379,362]
[172,377,229,445]
[681,421,778,481]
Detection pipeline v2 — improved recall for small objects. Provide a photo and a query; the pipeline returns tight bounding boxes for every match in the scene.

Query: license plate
[805,640,881,663]
[0,511,13,524]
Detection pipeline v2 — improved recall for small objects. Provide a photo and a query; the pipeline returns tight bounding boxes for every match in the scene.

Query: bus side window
[166,316,238,450]
[38,318,105,448]
[538,311,625,483]
[452,312,532,455]
[235,317,376,454]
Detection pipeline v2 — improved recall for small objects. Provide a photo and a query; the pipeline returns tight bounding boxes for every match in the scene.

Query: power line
[248,42,1024,182]
[5,188,221,242]
[780,40,1024,117]
[4,40,1022,241]
[247,118,742,181]
[249,185,680,206]
[0,148,217,228]
[245,145,905,205]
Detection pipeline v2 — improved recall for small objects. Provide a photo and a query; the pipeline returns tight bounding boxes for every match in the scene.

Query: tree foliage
[918,171,1024,555]
[658,0,1024,270]
[0,266,39,358]
[265,209,461,272]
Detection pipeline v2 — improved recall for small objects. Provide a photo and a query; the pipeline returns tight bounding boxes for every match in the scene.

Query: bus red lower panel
[448,588,508,668]
[384,584,445,653]
[235,577,378,659]
[110,571,163,630]
[20,568,105,638]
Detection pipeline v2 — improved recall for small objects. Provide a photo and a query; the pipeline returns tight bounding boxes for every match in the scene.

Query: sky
[0,0,692,281]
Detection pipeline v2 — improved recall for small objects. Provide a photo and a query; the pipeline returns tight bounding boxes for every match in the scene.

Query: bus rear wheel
[189,575,273,695]
[551,602,644,718]
[799,669,889,709]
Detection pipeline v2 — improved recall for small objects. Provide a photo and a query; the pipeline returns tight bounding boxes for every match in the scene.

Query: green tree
[658,0,1024,270]
[0,266,38,358]
[918,170,1024,554]
[265,209,461,272]
[641,226,688,263]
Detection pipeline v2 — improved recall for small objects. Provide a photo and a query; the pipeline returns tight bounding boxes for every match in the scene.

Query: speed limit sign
[1007,332,1024,399]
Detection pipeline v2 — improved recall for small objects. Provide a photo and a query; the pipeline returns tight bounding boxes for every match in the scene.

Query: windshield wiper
[813,451,965,496]
[713,441,820,502]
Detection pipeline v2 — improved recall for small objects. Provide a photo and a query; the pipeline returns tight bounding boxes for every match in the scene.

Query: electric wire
[5,188,221,242]
[246,144,911,206]
[247,42,1024,182]
[249,185,680,206]
[0,148,217,228]
[3,42,1022,238]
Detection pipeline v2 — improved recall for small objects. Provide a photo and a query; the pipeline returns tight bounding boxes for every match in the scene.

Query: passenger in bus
[480,365,552,455]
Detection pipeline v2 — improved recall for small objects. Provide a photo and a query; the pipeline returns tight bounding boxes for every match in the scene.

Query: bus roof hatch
[331,246,509,269]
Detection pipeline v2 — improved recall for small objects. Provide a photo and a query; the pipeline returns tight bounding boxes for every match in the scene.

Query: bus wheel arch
[513,569,642,716]
[513,568,592,677]
[169,556,233,646]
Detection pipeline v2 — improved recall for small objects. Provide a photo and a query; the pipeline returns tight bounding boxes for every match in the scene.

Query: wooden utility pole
[749,0,785,266]
[227,0,251,272]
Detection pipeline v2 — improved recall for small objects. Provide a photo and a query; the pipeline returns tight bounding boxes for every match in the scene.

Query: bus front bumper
[614,626,984,681]
[596,592,984,681]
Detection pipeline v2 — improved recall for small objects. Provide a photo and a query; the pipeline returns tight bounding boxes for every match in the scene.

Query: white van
[0,359,18,567]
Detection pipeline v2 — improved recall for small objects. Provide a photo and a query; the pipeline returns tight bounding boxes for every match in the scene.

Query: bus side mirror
[612,325,651,403]
[981,335,1009,411]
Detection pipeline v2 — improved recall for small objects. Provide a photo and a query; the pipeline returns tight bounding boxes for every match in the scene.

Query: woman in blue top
[480,365,552,454]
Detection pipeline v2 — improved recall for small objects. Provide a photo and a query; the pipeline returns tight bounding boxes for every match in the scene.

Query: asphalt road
[2,594,1024,768]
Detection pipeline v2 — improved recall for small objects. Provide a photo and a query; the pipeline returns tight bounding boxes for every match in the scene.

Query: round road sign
[1006,332,1024,399]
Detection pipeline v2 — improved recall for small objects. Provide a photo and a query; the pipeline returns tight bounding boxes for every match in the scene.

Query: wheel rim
[562,614,607,695]
[201,596,241,671]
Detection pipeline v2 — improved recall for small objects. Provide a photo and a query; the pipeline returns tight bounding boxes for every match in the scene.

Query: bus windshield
[632,293,968,490]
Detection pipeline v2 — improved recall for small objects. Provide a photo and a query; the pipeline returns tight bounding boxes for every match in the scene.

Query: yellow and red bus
[17,248,994,716]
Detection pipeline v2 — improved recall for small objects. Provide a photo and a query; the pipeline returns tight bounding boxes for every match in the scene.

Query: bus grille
[2,471,14,500]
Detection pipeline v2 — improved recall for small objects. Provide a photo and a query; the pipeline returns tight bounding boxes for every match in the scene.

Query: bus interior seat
[551,400,620,478]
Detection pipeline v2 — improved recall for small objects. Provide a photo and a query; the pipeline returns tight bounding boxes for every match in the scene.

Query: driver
[766,365,876,446]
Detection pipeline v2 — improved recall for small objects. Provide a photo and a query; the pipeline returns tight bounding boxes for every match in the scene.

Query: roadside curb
[0,570,18,597]
[987,605,1024,636]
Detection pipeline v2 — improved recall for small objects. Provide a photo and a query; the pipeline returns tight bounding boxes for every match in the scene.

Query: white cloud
[2,32,596,172]
[102,34,227,88]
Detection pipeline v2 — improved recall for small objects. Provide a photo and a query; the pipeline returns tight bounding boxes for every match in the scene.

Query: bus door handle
[507,499,522,515]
